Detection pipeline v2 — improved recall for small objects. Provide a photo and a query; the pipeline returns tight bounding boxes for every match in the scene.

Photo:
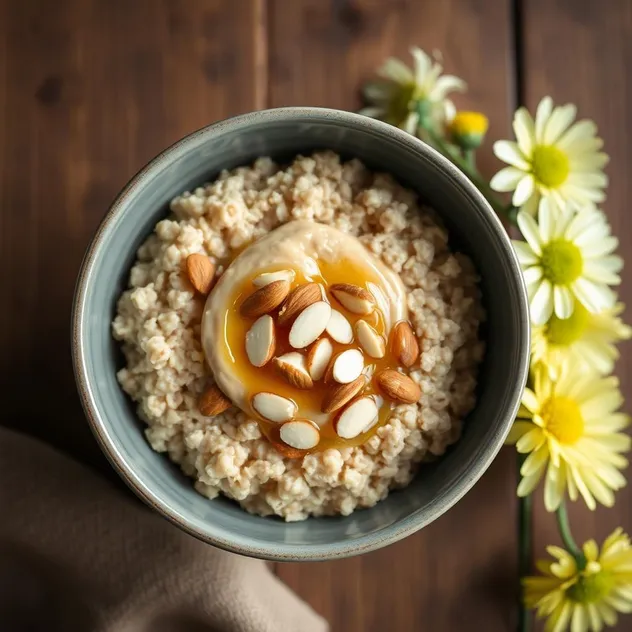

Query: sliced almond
[321,375,367,414]
[279,419,320,450]
[289,301,332,349]
[331,348,364,384]
[355,320,386,359]
[325,309,354,344]
[186,254,215,294]
[305,338,333,381]
[252,269,296,288]
[376,369,421,404]
[330,283,375,315]
[198,385,232,416]
[251,392,297,423]
[245,315,276,367]
[278,283,323,325]
[390,321,420,368]
[240,280,290,318]
[273,352,313,389]
[334,396,379,439]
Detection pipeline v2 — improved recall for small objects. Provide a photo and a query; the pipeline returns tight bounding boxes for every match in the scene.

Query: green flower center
[567,569,615,604]
[387,83,416,125]
[532,145,570,188]
[541,240,583,285]
[541,396,584,444]
[546,303,589,346]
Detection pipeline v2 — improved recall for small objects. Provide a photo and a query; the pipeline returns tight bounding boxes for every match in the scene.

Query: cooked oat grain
[112,152,485,521]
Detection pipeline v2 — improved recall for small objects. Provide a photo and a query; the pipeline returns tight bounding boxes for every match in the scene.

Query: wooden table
[1,1,631,630]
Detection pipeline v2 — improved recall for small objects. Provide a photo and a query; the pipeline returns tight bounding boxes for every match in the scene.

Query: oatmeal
[112,152,485,521]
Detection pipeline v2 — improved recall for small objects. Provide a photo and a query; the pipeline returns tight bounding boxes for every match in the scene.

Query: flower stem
[422,127,517,225]
[517,455,532,632]
[556,502,586,570]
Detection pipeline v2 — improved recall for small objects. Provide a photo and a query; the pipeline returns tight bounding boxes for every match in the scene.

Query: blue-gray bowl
[72,107,529,561]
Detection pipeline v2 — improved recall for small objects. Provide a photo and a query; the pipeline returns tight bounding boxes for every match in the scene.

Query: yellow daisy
[508,364,630,511]
[360,47,465,133]
[514,200,622,325]
[532,303,632,378]
[525,528,632,632]
[490,96,609,215]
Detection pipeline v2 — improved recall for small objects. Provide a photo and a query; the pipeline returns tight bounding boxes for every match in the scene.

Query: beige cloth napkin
[0,427,328,632]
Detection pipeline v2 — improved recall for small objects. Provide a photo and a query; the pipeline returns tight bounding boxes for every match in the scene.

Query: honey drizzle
[220,257,401,452]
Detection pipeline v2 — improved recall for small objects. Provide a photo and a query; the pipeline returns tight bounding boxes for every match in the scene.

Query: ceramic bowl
[72,107,529,561]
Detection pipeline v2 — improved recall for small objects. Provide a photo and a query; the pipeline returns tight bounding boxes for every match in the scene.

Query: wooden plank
[521,4,632,629]
[268,1,518,629]
[0,0,262,472]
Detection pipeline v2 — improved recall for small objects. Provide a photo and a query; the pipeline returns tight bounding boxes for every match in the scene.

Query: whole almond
[240,280,290,318]
[321,375,367,413]
[330,283,375,315]
[391,321,420,368]
[273,352,313,389]
[278,283,323,325]
[198,385,232,416]
[376,369,421,404]
[186,254,216,294]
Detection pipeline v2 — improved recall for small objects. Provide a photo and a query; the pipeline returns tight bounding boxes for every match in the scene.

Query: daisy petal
[431,75,466,100]
[490,167,525,192]
[513,107,536,156]
[572,278,616,313]
[513,176,535,207]
[531,279,554,325]
[517,211,543,254]
[554,285,574,319]
[523,266,544,286]
[493,140,530,169]
[534,96,553,142]
[583,260,621,285]
[411,47,431,85]
[378,57,413,84]
[557,119,598,150]
[512,240,539,266]
[543,104,577,145]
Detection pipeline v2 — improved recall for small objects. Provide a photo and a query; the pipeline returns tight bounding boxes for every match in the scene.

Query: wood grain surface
[0,1,630,630]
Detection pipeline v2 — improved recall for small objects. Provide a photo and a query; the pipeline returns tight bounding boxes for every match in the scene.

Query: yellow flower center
[546,303,589,346]
[532,145,570,188]
[387,83,416,125]
[449,111,489,136]
[567,569,615,604]
[540,240,583,285]
[541,396,584,444]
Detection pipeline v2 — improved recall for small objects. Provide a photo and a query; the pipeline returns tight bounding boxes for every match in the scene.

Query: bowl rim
[72,106,530,561]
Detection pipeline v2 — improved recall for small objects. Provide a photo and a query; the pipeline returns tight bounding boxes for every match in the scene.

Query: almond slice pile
[199,270,424,455]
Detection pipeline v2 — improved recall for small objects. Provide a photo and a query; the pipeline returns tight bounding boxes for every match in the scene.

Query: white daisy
[508,364,630,512]
[360,47,465,133]
[491,96,609,215]
[532,303,632,378]
[514,200,622,325]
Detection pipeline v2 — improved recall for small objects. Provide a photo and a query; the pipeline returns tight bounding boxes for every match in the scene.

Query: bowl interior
[74,109,529,560]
